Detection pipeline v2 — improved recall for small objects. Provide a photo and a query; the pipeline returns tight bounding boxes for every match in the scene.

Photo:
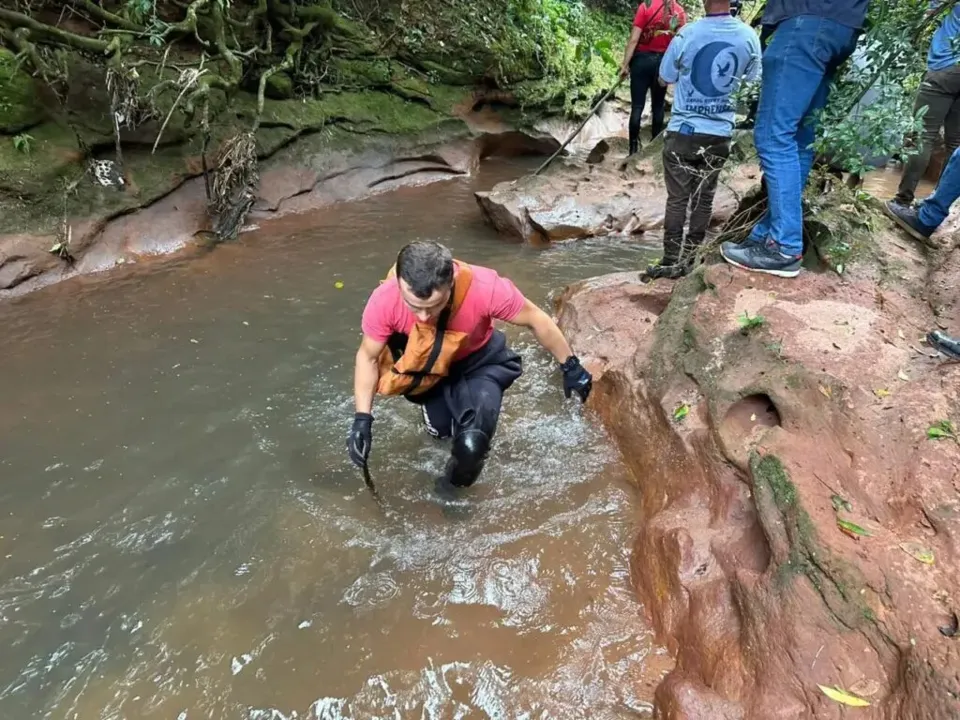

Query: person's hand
[619,62,630,79]
[560,355,592,403]
[347,412,373,467]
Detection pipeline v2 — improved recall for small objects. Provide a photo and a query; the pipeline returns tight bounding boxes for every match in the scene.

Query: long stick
[360,460,382,504]
[534,77,625,176]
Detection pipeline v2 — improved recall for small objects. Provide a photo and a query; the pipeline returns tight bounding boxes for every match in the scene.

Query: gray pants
[661,132,731,264]
[896,65,960,205]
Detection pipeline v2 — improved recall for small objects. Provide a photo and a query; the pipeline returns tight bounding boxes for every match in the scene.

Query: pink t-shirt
[361,263,527,360]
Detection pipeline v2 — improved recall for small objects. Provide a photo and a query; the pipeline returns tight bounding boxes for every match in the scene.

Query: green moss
[0,48,45,134]
[265,72,295,100]
[0,122,83,197]
[753,454,798,509]
[331,58,394,86]
[317,90,444,133]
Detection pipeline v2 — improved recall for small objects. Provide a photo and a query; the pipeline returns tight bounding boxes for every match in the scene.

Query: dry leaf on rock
[818,685,871,707]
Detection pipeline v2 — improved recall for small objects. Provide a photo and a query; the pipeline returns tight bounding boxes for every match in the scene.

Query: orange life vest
[376,260,475,397]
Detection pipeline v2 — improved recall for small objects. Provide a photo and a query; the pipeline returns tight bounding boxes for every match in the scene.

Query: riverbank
[0,0,630,297]
[486,137,960,717]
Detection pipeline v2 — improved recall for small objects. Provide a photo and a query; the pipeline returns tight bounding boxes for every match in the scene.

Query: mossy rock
[0,122,84,198]
[0,49,46,134]
[265,72,295,100]
[331,58,395,86]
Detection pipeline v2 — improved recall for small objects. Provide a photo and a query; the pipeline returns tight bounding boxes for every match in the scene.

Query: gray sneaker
[720,238,802,278]
[883,200,936,243]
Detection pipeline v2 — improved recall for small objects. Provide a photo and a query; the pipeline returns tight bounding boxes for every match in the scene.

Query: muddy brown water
[0,158,670,719]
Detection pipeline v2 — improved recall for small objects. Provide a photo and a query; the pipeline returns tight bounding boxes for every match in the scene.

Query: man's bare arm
[354,335,385,414]
[507,299,575,363]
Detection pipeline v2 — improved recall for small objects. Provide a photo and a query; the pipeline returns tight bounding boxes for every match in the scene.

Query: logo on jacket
[690,41,741,98]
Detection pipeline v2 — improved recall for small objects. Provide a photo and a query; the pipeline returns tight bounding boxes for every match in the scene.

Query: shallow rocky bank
[546,176,960,717]
[475,131,758,245]
[0,35,633,299]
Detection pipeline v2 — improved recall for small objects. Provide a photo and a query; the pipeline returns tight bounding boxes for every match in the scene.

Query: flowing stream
[0,158,670,719]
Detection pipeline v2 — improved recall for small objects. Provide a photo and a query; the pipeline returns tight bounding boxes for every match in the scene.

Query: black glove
[347,412,373,467]
[560,355,592,403]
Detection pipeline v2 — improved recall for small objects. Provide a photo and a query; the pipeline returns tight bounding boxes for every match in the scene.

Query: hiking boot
[720,238,802,278]
[927,329,960,360]
[641,258,691,281]
[883,200,936,243]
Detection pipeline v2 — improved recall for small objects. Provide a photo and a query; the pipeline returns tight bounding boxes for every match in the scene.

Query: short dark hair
[395,241,454,299]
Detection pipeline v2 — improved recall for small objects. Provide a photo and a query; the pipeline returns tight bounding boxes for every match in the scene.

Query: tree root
[3,0,354,241]
[0,8,112,53]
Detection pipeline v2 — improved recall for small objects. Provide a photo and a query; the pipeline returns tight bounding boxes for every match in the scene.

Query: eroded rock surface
[557,214,960,719]
[475,133,760,244]
[0,119,560,299]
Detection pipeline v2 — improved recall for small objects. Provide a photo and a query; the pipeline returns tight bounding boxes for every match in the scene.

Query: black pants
[896,64,960,205]
[420,377,504,440]
[629,50,666,154]
[661,132,731,264]
[407,331,522,486]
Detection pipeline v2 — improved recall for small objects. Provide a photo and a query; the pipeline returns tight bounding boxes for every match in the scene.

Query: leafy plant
[831,494,853,513]
[927,419,958,443]
[673,403,689,422]
[124,0,155,24]
[12,133,33,154]
[737,311,765,334]
[811,0,943,175]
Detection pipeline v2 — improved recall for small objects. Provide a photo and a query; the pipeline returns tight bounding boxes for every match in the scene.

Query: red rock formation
[556,221,960,718]
[475,134,759,244]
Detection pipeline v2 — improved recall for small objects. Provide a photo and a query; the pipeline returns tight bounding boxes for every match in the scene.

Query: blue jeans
[919,145,960,228]
[748,16,860,256]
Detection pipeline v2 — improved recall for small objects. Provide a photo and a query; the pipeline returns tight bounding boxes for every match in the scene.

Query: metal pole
[533,77,625,176]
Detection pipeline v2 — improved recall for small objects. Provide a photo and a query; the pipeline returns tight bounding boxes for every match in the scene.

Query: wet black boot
[434,428,490,496]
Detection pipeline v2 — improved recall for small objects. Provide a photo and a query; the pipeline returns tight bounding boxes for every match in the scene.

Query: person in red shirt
[347,241,592,495]
[619,0,687,155]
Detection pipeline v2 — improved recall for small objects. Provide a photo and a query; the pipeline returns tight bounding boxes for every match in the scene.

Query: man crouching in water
[347,241,593,493]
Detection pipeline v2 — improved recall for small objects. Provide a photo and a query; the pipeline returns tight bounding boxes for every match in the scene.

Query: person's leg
[884,145,960,242]
[942,93,960,165]
[629,52,654,155]
[935,69,960,183]
[895,70,957,205]
[650,56,668,140]
[421,397,453,439]
[750,16,858,257]
[919,144,960,228]
[445,377,506,488]
[724,17,858,276]
[743,24,777,127]
[685,135,732,252]
[659,133,693,265]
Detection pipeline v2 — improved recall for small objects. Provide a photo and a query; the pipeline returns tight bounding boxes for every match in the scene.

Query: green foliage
[927,419,958,442]
[0,48,44,133]
[737,311,766,333]
[374,0,631,115]
[12,133,33,154]
[812,0,943,174]
[124,0,156,24]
